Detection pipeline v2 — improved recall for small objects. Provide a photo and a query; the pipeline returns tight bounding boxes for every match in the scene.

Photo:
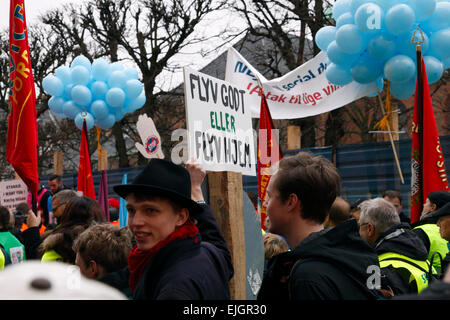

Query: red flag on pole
[410,55,449,223]
[6,0,39,202]
[258,92,282,231]
[78,120,96,200]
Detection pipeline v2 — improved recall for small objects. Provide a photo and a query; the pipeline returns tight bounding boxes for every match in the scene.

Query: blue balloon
[91,81,109,99]
[326,40,359,67]
[109,62,125,73]
[384,55,416,83]
[326,63,353,85]
[429,28,450,59]
[71,85,92,107]
[55,66,72,84]
[91,58,110,82]
[350,0,371,15]
[315,26,336,51]
[424,2,450,31]
[71,55,92,72]
[396,31,430,59]
[366,77,384,97]
[91,100,109,120]
[336,24,366,54]
[126,92,146,112]
[125,79,143,99]
[385,4,415,36]
[48,96,65,114]
[123,68,139,80]
[75,112,95,130]
[350,54,383,83]
[62,100,82,119]
[96,114,116,130]
[390,75,417,99]
[63,84,74,100]
[368,33,396,61]
[107,70,128,88]
[114,109,126,122]
[409,0,436,21]
[333,0,352,20]
[355,3,384,34]
[71,66,90,85]
[43,75,64,97]
[423,56,444,84]
[444,57,450,69]
[106,88,126,108]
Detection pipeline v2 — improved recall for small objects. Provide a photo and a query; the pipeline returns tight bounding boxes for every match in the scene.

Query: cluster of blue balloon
[316,0,450,99]
[43,55,146,130]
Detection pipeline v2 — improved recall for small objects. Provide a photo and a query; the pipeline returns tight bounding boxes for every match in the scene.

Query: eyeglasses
[359,222,369,228]
[52,202,66,211]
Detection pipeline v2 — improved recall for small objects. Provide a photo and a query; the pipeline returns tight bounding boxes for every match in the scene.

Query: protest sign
[184,67,256,176]
[0,180,28,212]
[225,47,377,119]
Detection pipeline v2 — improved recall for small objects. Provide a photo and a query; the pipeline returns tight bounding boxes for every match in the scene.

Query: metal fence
[46,135,450,217]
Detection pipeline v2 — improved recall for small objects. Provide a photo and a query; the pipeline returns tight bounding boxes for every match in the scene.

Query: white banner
[184,67,256,176]
[0,180,28,212]
[225,47,377,119]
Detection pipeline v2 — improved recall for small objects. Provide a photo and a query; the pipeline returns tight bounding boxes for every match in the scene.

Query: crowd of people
[0,152,449,300]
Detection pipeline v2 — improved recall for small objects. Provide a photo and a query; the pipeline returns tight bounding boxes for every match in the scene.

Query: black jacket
[374,223,429,295]
[257,219,380,300]
[411,215,439,252]
[395,279,450,300]
[102,203,233,300]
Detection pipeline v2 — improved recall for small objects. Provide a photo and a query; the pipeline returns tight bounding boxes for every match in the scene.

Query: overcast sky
[1,0,76,29]
[1,0,245,91]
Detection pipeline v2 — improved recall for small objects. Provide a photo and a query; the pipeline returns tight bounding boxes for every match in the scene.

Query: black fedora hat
[113,159,203,215]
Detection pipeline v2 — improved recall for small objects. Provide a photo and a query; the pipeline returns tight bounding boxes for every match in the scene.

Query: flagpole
[414,27,425,212]
[375,89,405,184]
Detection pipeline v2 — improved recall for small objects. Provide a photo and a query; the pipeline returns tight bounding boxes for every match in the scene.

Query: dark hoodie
[257,219,380,300]
[374,223,429,295]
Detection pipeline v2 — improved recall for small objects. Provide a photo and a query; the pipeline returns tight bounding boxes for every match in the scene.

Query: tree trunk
[112,122,129,168]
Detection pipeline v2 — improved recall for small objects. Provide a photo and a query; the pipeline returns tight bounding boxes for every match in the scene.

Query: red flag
[410,56,449,223]
[6,0,39,201]
[78,120,96,200]
[258,93,282,231]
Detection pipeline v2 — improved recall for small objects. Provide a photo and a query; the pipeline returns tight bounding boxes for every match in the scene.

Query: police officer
[424,202,450,274]
[359,198,435,295]
[412,191,450,272]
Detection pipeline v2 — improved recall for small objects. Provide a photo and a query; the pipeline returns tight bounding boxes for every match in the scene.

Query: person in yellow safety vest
[425,202,450,274]
[0,206,26,264]
[359,198,436,296]
[0,244,12,270]
[412,191,450,273]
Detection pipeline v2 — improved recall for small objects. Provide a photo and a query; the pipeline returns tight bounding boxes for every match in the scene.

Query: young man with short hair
[111,159,233,300]
[257,152,379,300]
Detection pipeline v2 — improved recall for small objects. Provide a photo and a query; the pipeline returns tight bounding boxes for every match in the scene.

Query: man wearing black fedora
[111,159,233,300]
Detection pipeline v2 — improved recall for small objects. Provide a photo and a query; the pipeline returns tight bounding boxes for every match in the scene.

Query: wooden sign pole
[53,152,64,175]
[98,149,108,171]
[287,125,301,150]
[207,171,246,300]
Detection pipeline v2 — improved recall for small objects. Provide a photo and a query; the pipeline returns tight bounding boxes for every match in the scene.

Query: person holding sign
[112,159,233,300]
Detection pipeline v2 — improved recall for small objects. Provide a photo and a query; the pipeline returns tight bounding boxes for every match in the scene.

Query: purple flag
[98,170,110,221]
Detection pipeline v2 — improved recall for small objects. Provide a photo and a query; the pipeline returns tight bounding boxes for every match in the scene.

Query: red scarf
[128,220,199,292]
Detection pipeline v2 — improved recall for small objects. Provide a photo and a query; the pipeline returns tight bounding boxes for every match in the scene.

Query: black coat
[258,219,380,300]
[101,203,234,300]
[374,223,430,295]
